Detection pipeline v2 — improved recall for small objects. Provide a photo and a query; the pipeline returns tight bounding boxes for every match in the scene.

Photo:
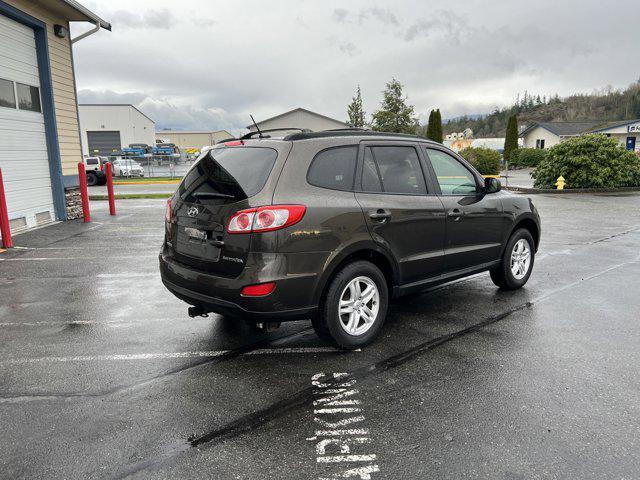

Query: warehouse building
[0,0,109,234]
[156,130,233,152]
[78,104,156,156]
[520,120,640,151]
[247,107,349,135]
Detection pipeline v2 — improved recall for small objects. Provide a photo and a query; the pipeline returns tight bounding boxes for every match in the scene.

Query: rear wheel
[85,172,98,186]
[490,228,535,290]
[313,261,388,349]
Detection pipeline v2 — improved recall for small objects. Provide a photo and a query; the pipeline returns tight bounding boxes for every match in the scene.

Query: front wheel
[490,228,535,290]
[313,261,388,349]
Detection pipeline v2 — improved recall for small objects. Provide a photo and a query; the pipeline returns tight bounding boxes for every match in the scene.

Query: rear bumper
[159,248,326,321]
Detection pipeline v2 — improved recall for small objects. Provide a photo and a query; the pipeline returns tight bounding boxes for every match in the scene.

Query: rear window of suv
[179,147,277,201]
[307,146,358,191]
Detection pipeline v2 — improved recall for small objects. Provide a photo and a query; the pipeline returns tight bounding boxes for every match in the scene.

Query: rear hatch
[167,145,279,277]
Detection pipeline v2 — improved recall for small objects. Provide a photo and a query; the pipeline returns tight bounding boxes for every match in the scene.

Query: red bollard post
[0,167,13,248]
[78,162,91,223]
[105,162,116,216]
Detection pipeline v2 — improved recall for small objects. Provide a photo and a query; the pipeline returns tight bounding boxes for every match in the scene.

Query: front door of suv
[423,147,504,272]
[355,143,446,285]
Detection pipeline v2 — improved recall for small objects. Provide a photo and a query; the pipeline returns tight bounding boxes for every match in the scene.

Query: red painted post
[105,162,116,216]
[78,162,91,223]
[0,167,13,248]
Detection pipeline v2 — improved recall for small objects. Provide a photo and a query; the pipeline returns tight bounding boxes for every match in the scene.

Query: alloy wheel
[510,238,532,280]
[338,276,380,336]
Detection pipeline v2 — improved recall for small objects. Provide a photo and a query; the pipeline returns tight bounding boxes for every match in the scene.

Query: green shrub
[510,148,547,168]
[532,134,640,189]
[459,147,501,175]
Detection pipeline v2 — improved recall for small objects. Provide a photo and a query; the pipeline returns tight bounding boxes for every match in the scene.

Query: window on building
[16,83,41,113]
[426,148,477,196]
[535,139,545,149]
[360,146,426,195]
[307,146,357,191]
[0,78,16,109]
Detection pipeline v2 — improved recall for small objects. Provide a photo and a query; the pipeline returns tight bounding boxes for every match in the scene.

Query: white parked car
[112,159,144,177]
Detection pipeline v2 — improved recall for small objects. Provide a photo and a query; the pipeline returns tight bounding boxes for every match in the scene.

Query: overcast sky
[73,0,639,135]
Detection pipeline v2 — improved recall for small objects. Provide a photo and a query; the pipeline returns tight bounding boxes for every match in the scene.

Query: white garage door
[0,13,55,233]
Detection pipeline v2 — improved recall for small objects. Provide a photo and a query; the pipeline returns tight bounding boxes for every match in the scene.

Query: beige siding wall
[4,0,82,176]
[521,126,561,149]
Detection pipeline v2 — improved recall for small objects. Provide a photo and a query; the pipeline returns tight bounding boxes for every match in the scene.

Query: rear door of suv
[166,143,286,278]
[354,141,446,284]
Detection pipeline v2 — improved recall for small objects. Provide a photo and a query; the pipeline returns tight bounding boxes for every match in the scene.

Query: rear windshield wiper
[191,192,236,199]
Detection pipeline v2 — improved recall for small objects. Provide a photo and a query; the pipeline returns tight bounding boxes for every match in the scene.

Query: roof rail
[240,128,313,140]
[284,130,429,141]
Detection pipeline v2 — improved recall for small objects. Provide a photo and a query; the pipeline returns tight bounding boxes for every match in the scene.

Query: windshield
[179,147,277,202]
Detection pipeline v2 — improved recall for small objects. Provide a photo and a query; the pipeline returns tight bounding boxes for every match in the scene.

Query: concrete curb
[505,186,640,194]
[112,180,181,185]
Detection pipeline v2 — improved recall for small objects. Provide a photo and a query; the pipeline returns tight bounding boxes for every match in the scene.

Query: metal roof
[246,108,349,129]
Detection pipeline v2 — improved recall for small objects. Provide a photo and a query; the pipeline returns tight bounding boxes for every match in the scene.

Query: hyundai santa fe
[160,129,540,348]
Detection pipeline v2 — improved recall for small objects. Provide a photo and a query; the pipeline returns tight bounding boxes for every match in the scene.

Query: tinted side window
[0,78,16,109]
[307,146,357,191]
[426,149,477,195]
[361,146,426,195]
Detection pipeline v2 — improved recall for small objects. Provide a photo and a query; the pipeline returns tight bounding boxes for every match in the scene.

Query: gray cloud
[338,41,358,56]
[109,8,177,29]
[78,89,247,134]
[331,7,398,26]
[72,0,639,130]
[403,10,466,42]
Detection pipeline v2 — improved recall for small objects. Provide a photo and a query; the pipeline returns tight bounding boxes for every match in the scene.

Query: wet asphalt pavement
[1,193,639,479]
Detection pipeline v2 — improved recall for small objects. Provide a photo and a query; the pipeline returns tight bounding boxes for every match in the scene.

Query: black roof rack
[284,130,430,141]
[240,127,313,140]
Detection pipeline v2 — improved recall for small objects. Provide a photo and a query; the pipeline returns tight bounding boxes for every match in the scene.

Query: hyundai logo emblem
[187,206,199,217]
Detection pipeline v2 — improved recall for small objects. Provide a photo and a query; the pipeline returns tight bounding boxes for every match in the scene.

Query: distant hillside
[443,80,640,138]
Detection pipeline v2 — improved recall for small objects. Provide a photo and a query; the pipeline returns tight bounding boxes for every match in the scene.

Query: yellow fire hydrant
[555,176,565,190]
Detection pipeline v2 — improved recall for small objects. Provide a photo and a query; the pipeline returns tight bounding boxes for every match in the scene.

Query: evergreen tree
[347,85,366,128]
[371,78,418,134]
[425,109,436,140]
[503,115,519,164]
[434,109,444,143]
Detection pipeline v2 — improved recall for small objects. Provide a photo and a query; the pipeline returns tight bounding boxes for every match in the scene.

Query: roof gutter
[62,0,111,30]
[70,21,100,44]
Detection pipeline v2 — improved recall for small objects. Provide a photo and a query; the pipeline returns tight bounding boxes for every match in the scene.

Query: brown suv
[160,130,540,348]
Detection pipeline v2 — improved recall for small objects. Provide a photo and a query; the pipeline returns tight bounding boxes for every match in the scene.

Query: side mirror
[484,177,501,194]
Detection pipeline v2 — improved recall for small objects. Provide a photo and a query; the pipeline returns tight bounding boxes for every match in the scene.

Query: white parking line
[0,347,344,365]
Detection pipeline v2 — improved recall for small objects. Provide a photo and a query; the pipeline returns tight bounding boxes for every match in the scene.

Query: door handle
[447,209,464,221]
[369,209,392,221]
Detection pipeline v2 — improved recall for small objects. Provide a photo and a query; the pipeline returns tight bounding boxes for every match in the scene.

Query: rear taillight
[227,205,306,234]
[241,282,276,297]
[165,199,172,223]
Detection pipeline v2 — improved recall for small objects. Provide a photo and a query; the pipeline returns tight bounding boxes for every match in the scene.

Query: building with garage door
[247,107,349,135]
[0,0,109,235]
[78,104,156,156]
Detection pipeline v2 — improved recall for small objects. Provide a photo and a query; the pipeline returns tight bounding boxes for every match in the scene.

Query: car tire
[85,172,98,186]
[314,261,388,349]
[490,228,535,290]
